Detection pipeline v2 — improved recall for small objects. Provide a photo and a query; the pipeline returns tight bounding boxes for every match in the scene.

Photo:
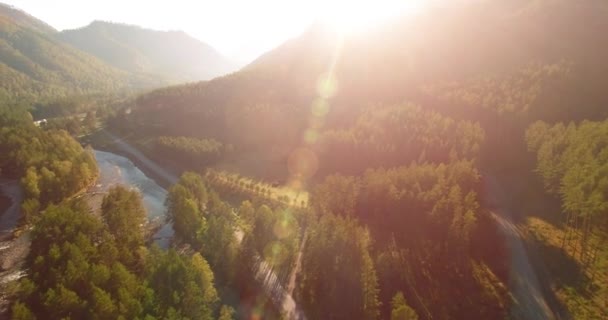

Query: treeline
[12,186,234,320]
[299,160,508,319]
[154,136,231,169]
[167,173,305,317]
[424,61,608,123]
[166,172,240,284]
[205,170,305,208]
[526,120,608,264]
[0,105,98,223]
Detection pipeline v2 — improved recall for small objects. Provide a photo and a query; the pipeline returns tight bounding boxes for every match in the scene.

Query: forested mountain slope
[126,0,608,164]
[0,2,54,34]
[59,21,237,83]
[0,4,143,103]
[0,3,236,105]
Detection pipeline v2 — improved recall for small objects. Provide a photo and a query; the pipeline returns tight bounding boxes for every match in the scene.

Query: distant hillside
[0,2,54,34]
[0,3,154,103]
[59,21,237,83]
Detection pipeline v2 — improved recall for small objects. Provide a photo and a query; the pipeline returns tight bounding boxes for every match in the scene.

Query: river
[93,150,173,248]
[0,150,174,317]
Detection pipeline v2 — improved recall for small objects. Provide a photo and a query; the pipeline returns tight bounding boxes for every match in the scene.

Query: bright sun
[316,0,427,33]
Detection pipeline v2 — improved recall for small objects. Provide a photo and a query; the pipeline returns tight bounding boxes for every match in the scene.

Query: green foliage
[425,61,608,122]
[146,249,219,320]
[391,292,418,320]
[218,305,235,320]
[319,104,484,175]
[13,194,226,319]
[0,106,98,222]
[298,214,380,320]
[308,161,508,319]
[155,136,227,169]
[166,174,208,246]
[526,120,608,231]
[241,203,301,279]
[0,10,137,102]
[10,302,35,320]
[101,186,147,267]
[166,172,241,283]
[14,201,151,319]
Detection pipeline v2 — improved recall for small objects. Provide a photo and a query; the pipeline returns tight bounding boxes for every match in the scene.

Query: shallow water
[0,179,23,238]
[93,150,173,248]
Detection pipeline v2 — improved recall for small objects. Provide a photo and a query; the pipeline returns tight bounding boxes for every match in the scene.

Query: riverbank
[0,179,26,318]
[82,129,179,189]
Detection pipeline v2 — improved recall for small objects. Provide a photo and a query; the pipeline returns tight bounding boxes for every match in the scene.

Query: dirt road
[485,175,555,320]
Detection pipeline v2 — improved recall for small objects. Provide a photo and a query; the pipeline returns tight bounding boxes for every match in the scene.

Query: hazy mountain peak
[59,21,238,83]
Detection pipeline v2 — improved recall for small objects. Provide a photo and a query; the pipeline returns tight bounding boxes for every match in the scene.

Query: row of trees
[166,173,241,285]
[526,120,608,268]
[297,213,381,320]
[154,136,230,169]
[12,186,234,320]
[205,170,305,208]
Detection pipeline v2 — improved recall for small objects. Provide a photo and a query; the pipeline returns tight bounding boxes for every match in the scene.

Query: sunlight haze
[4,0,428,62]
[4,0,606,318]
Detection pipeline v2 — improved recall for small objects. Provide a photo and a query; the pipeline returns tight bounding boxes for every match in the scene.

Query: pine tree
[391,292,418,320]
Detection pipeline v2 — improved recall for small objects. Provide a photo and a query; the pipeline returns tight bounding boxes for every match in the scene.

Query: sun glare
[316,0,426,33]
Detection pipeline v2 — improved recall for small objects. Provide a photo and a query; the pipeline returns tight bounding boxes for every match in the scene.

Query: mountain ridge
[59,20,238,83]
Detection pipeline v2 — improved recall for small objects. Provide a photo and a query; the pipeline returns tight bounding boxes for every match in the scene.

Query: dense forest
[12,186,233,320]
[525,120,608,319]
[2,0,608,319]
[526,119,608,256]
[0,105,98,221]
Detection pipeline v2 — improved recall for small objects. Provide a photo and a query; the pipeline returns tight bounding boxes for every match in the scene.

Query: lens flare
[312,98,330,117]
[317,72,338,98]
[274,219,292,239]
[263,241,288,267]
[304,129,319,144]
[287,147,319,179]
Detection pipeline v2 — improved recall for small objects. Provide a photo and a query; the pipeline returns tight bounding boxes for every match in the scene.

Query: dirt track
[485,175,555,320]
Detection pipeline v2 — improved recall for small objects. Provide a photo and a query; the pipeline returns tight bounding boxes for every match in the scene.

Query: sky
[4,0,426,63]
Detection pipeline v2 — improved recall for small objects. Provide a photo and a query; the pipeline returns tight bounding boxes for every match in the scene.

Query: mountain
[0,3,237,104]
[128,0,608,145]
[0,3,150,103]
[59,21,237,83]
[0,2,54,34]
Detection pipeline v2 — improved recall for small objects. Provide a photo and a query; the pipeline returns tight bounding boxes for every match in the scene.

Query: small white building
[33,119,47,127]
